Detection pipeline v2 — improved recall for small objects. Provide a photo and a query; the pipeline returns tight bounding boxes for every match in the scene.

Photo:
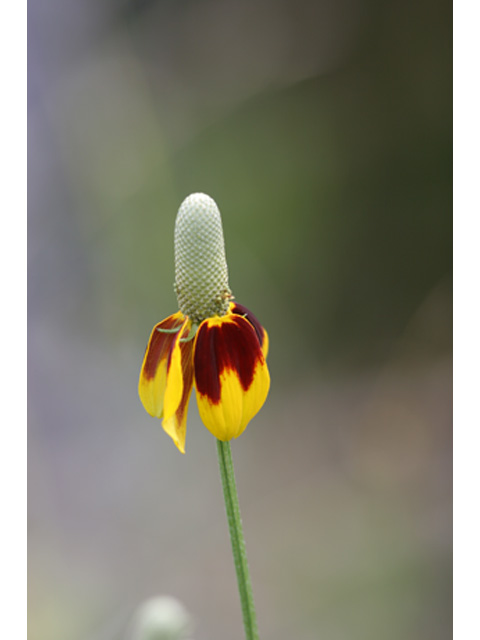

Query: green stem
[216,440,259,640]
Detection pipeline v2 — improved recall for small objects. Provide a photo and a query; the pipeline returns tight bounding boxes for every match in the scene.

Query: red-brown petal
[141,312,185,382]
[230,302,269,357]
[193,314,270,440]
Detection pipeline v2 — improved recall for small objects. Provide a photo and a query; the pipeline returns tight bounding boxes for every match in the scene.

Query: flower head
[130,596,192,640]
[139,193,270,453]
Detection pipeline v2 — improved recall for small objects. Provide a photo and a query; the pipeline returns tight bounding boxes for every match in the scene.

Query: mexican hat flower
[138,193,270,453]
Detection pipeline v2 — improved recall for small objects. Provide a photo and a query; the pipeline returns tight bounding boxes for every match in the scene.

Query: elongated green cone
[174,193,233,324]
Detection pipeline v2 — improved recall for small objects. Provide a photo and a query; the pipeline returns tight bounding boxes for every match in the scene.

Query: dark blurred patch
[110,0,163,26]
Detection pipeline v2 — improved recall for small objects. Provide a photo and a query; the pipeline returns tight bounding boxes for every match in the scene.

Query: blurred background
[28,0,452,639]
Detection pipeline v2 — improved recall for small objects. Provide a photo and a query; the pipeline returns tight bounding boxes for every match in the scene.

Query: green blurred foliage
[39,0,451,373]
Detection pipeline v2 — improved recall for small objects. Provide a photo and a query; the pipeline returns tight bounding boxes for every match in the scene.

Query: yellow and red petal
[162,321,195,454]
[138,312,195,453]
[193,314,270,441]
[138,312,186,418]
[230,302,269,358]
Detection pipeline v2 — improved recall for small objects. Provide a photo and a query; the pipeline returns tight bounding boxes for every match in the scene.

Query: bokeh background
[28,0,452,639]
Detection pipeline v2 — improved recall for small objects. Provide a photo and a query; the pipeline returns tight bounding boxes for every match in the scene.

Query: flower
[130,596,193,640]
[138,193,270,453]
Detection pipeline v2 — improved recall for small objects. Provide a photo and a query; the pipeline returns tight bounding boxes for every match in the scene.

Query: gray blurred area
[28,1,452,639]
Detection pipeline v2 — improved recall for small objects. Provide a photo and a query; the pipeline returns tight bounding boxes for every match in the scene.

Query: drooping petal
[162,321,195,454]
[193,314,270,441]
[138,312,195,453]
[230,302,269,358]
[138,312,186,418]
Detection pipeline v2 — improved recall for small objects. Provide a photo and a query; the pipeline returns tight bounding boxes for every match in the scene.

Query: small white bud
[129,596,193,640]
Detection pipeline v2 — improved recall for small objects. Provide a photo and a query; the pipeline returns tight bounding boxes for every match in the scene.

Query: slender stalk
[216,440,259,640]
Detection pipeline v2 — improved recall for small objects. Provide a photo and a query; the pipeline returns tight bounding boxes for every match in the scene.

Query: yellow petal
[193,314,270,441]
[162,321,195,454]
[139,313,195,453]
[138,312,185,418]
